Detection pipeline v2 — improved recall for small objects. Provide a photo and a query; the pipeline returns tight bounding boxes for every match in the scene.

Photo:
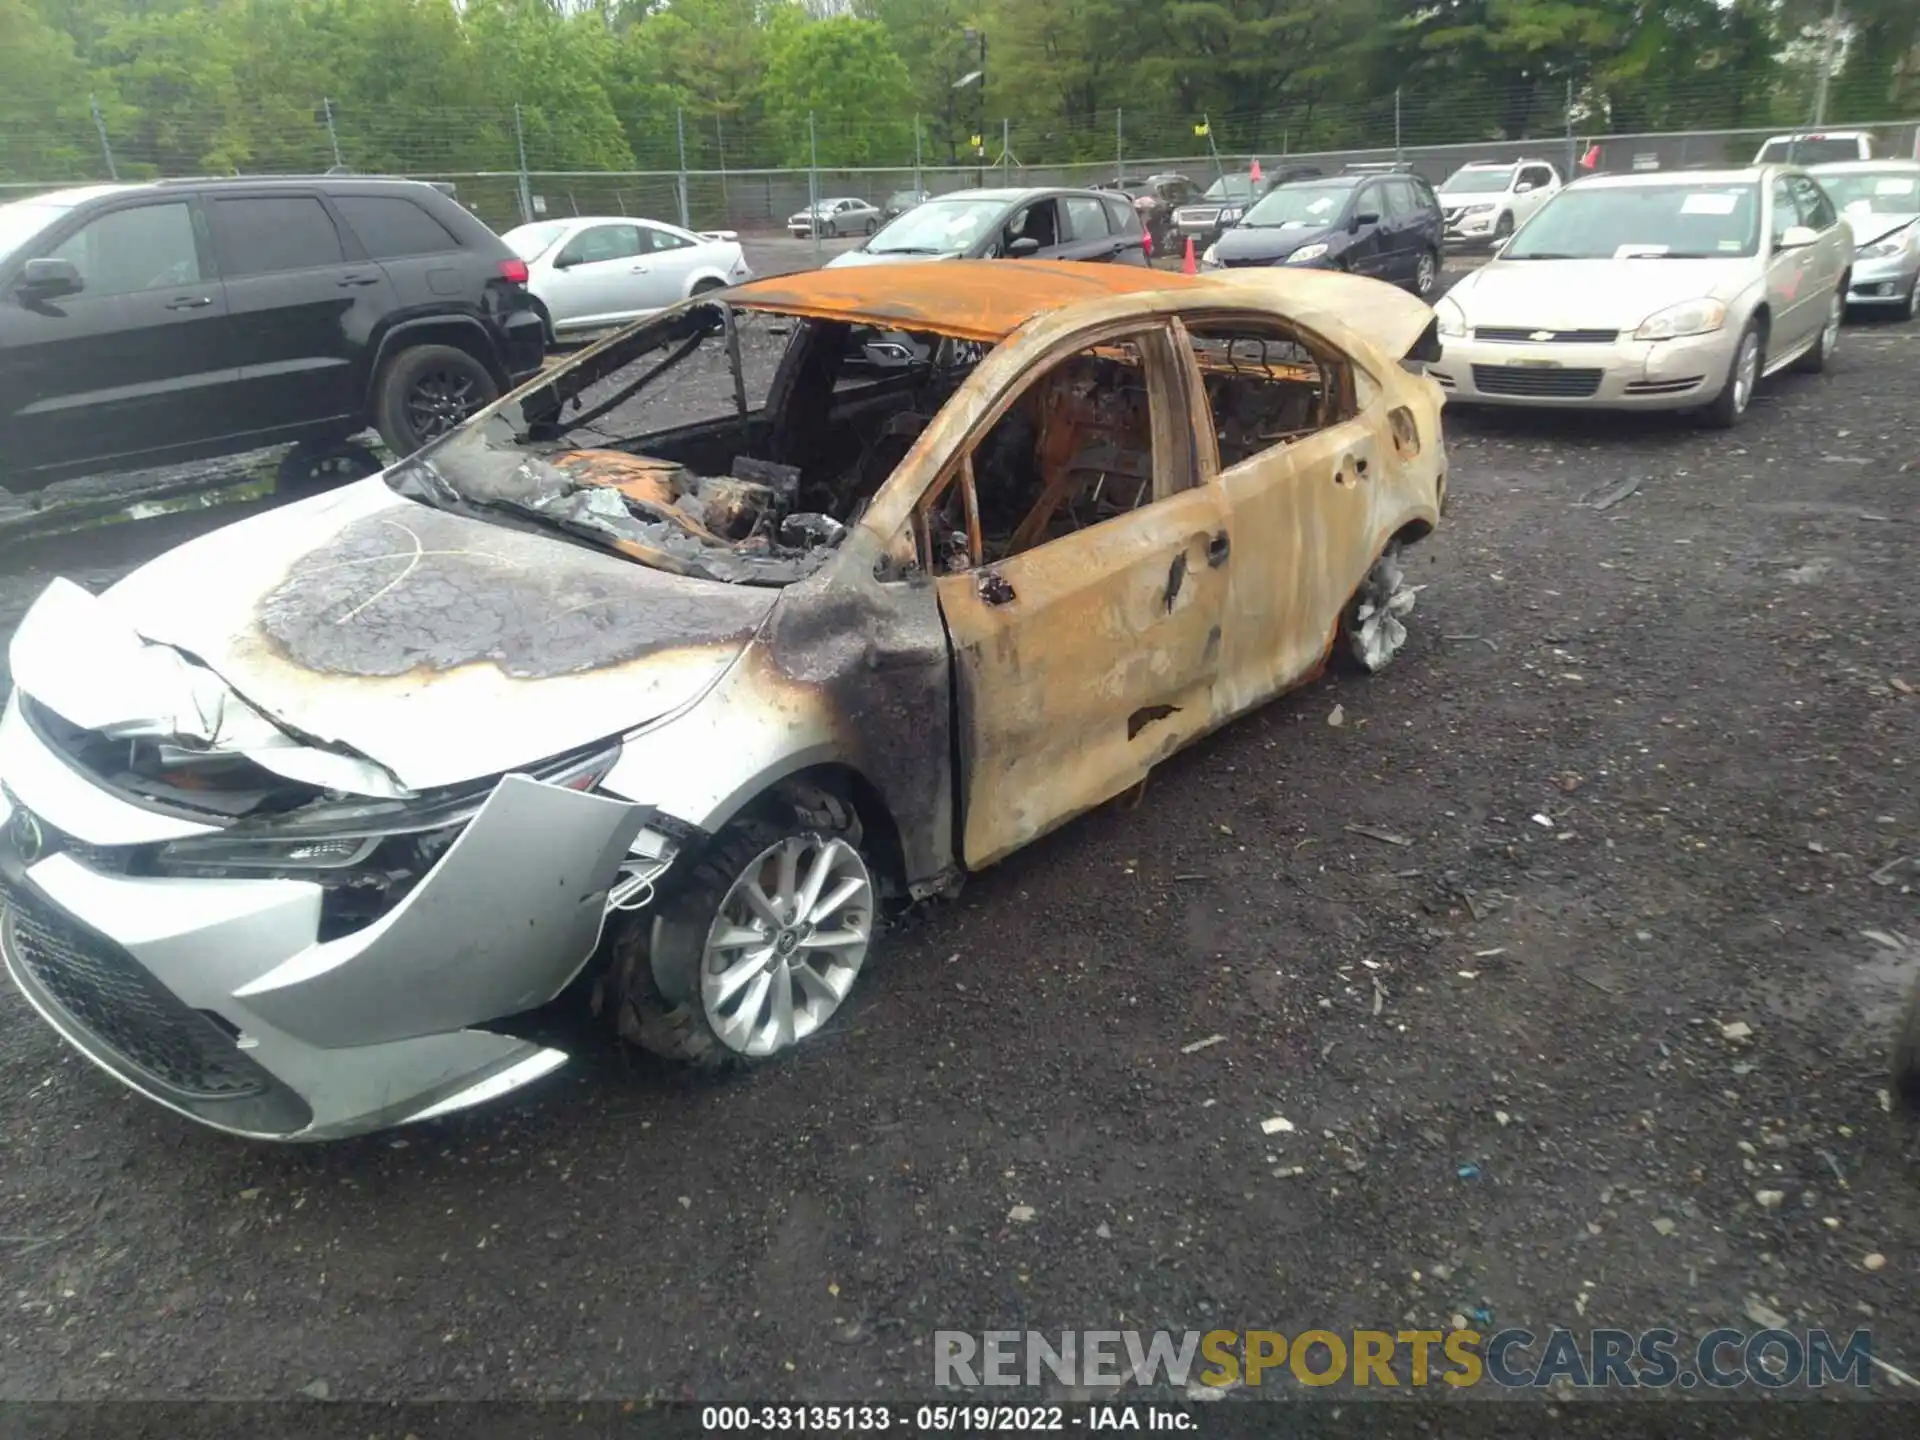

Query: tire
[1793,288,1843,374]
[1903,277,1920,323]
[372,344,498,459]
[865,219,877,235]
[607,786,879,1070]
[1412,248,1439,298]
[1491,212,1514,249]
[1896,973,1920,1113]
[824,219,838,239]
[1337,543,1419,674]
[531,300,557,348]
[275,439,381,498]
[1701,322,1762,429]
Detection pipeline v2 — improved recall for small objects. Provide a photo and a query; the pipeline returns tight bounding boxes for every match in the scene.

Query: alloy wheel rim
[1416,254,1436,294]
[406,370,477,440]
[1733,335,1758,412]
[700,835,873,1057]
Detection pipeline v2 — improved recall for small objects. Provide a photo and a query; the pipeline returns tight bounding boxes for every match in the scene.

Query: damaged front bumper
[0,697,651,1140]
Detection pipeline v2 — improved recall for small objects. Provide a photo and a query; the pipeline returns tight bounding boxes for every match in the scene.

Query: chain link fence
[6,84,1918,237]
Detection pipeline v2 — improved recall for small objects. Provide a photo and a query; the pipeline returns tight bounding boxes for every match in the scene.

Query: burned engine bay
[388,300,984,586]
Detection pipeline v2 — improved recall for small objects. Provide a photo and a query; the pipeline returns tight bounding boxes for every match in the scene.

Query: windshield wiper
[1507,252,1583,260]
[869,245,945,255]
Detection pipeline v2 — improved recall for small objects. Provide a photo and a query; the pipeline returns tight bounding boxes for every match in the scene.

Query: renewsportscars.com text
[934,1327,1876,1390]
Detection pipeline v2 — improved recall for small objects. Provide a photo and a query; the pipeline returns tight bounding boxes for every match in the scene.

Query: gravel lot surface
[0,264,1915,1413]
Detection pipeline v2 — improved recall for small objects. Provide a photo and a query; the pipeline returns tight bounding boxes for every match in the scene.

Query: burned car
[0,261,1447,1139]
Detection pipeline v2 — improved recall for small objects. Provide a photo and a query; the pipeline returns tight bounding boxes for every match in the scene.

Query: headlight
[1463,203,1496,215]
[1434,296,1468,338]
[1856,227,1913,260]
[1201,243,1220,268]
[1286,243,1330,265]
[1633,298,1728,340]
[153,743,619,873]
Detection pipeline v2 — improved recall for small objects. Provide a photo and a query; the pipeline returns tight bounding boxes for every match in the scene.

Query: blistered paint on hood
[82,478,773,790]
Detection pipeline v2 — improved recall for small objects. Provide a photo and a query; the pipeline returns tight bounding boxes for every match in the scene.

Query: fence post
[1812,0,1842,125]
[89,94,117,182]
[1394,87,1403,162]
[808,111,820,266]
[1564,77,1575,178]
[513,103,533,225]
[322,96,343,170]
[914,114,923,193]
[717,115,728,211]
[676,106,691,228]
[1115,107,1123,184]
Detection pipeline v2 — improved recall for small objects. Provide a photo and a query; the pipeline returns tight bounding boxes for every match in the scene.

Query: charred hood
[31,479,777,793]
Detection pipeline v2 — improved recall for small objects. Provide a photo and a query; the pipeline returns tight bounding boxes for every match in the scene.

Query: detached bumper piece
[1,873,312,1135]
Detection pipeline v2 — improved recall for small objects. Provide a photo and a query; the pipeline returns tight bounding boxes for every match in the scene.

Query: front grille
[2,877,270,1100]
[1474,327,1619,344]
[1221,255,1273,268]
[1623,377,1705,395]
[1471,364,1604,398]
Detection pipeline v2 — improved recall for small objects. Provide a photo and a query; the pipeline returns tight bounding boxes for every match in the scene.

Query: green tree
[761,13,915,166]
[0,0,100,179]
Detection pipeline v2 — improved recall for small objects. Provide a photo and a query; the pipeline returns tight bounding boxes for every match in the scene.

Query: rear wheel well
[371,322,502,398]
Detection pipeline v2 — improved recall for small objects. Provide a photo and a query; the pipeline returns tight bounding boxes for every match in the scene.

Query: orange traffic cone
[1182,236,1197,275]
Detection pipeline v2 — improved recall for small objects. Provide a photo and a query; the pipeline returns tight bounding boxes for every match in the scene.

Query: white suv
[1437,160,1562,246]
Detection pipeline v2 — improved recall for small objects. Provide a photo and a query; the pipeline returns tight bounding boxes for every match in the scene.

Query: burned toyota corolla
[0,261,1447,1139]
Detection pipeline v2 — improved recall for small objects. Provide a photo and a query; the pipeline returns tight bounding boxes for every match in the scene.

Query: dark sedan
[824,187,1149,270]
[1199,172,1443,297]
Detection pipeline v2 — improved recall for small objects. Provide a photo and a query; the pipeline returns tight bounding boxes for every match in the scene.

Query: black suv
[1203,171,1445,297]
[0,177,545,491]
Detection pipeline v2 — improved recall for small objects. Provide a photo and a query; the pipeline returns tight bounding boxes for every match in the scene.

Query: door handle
[629,264,651,273]
[1206,530,1231,567]
[164,295,214,310]
[337,273,382,287]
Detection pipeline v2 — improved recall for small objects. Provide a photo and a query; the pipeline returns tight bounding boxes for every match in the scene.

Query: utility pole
[675,106,690,228]
[1812,0,1844,126]
[513,102,533,225]
[1115,107,1124,185]
[913,114,923,193]
[89,94,117,181]
[808,111,821,266]
[321,96,343,170]
[1394,87,1403,163]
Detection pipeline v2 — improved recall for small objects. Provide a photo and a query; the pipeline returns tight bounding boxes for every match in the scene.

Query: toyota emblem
[9,806,44,864]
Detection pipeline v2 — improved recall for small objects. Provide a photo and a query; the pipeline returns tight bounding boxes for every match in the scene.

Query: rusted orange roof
[728,259,1206,343]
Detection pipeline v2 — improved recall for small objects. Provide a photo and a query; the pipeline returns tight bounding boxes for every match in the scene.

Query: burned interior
[912,313,1353,574]
[385,301,989,586]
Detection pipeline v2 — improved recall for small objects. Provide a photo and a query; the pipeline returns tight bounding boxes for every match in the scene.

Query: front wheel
[608,793,879,1069]
[865,219,877,235]
[1491,212,1514,248]
[373,344,498,458]
[1794,289,1843,373]
[1903,277,1920,323]
[823,219,838,239]
[1701,322,1762,429]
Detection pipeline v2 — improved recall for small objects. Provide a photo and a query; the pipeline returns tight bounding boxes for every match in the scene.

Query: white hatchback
[503,216,752,337]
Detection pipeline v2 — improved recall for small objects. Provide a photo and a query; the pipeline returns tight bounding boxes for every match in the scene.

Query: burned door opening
[931,325,1232,868]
